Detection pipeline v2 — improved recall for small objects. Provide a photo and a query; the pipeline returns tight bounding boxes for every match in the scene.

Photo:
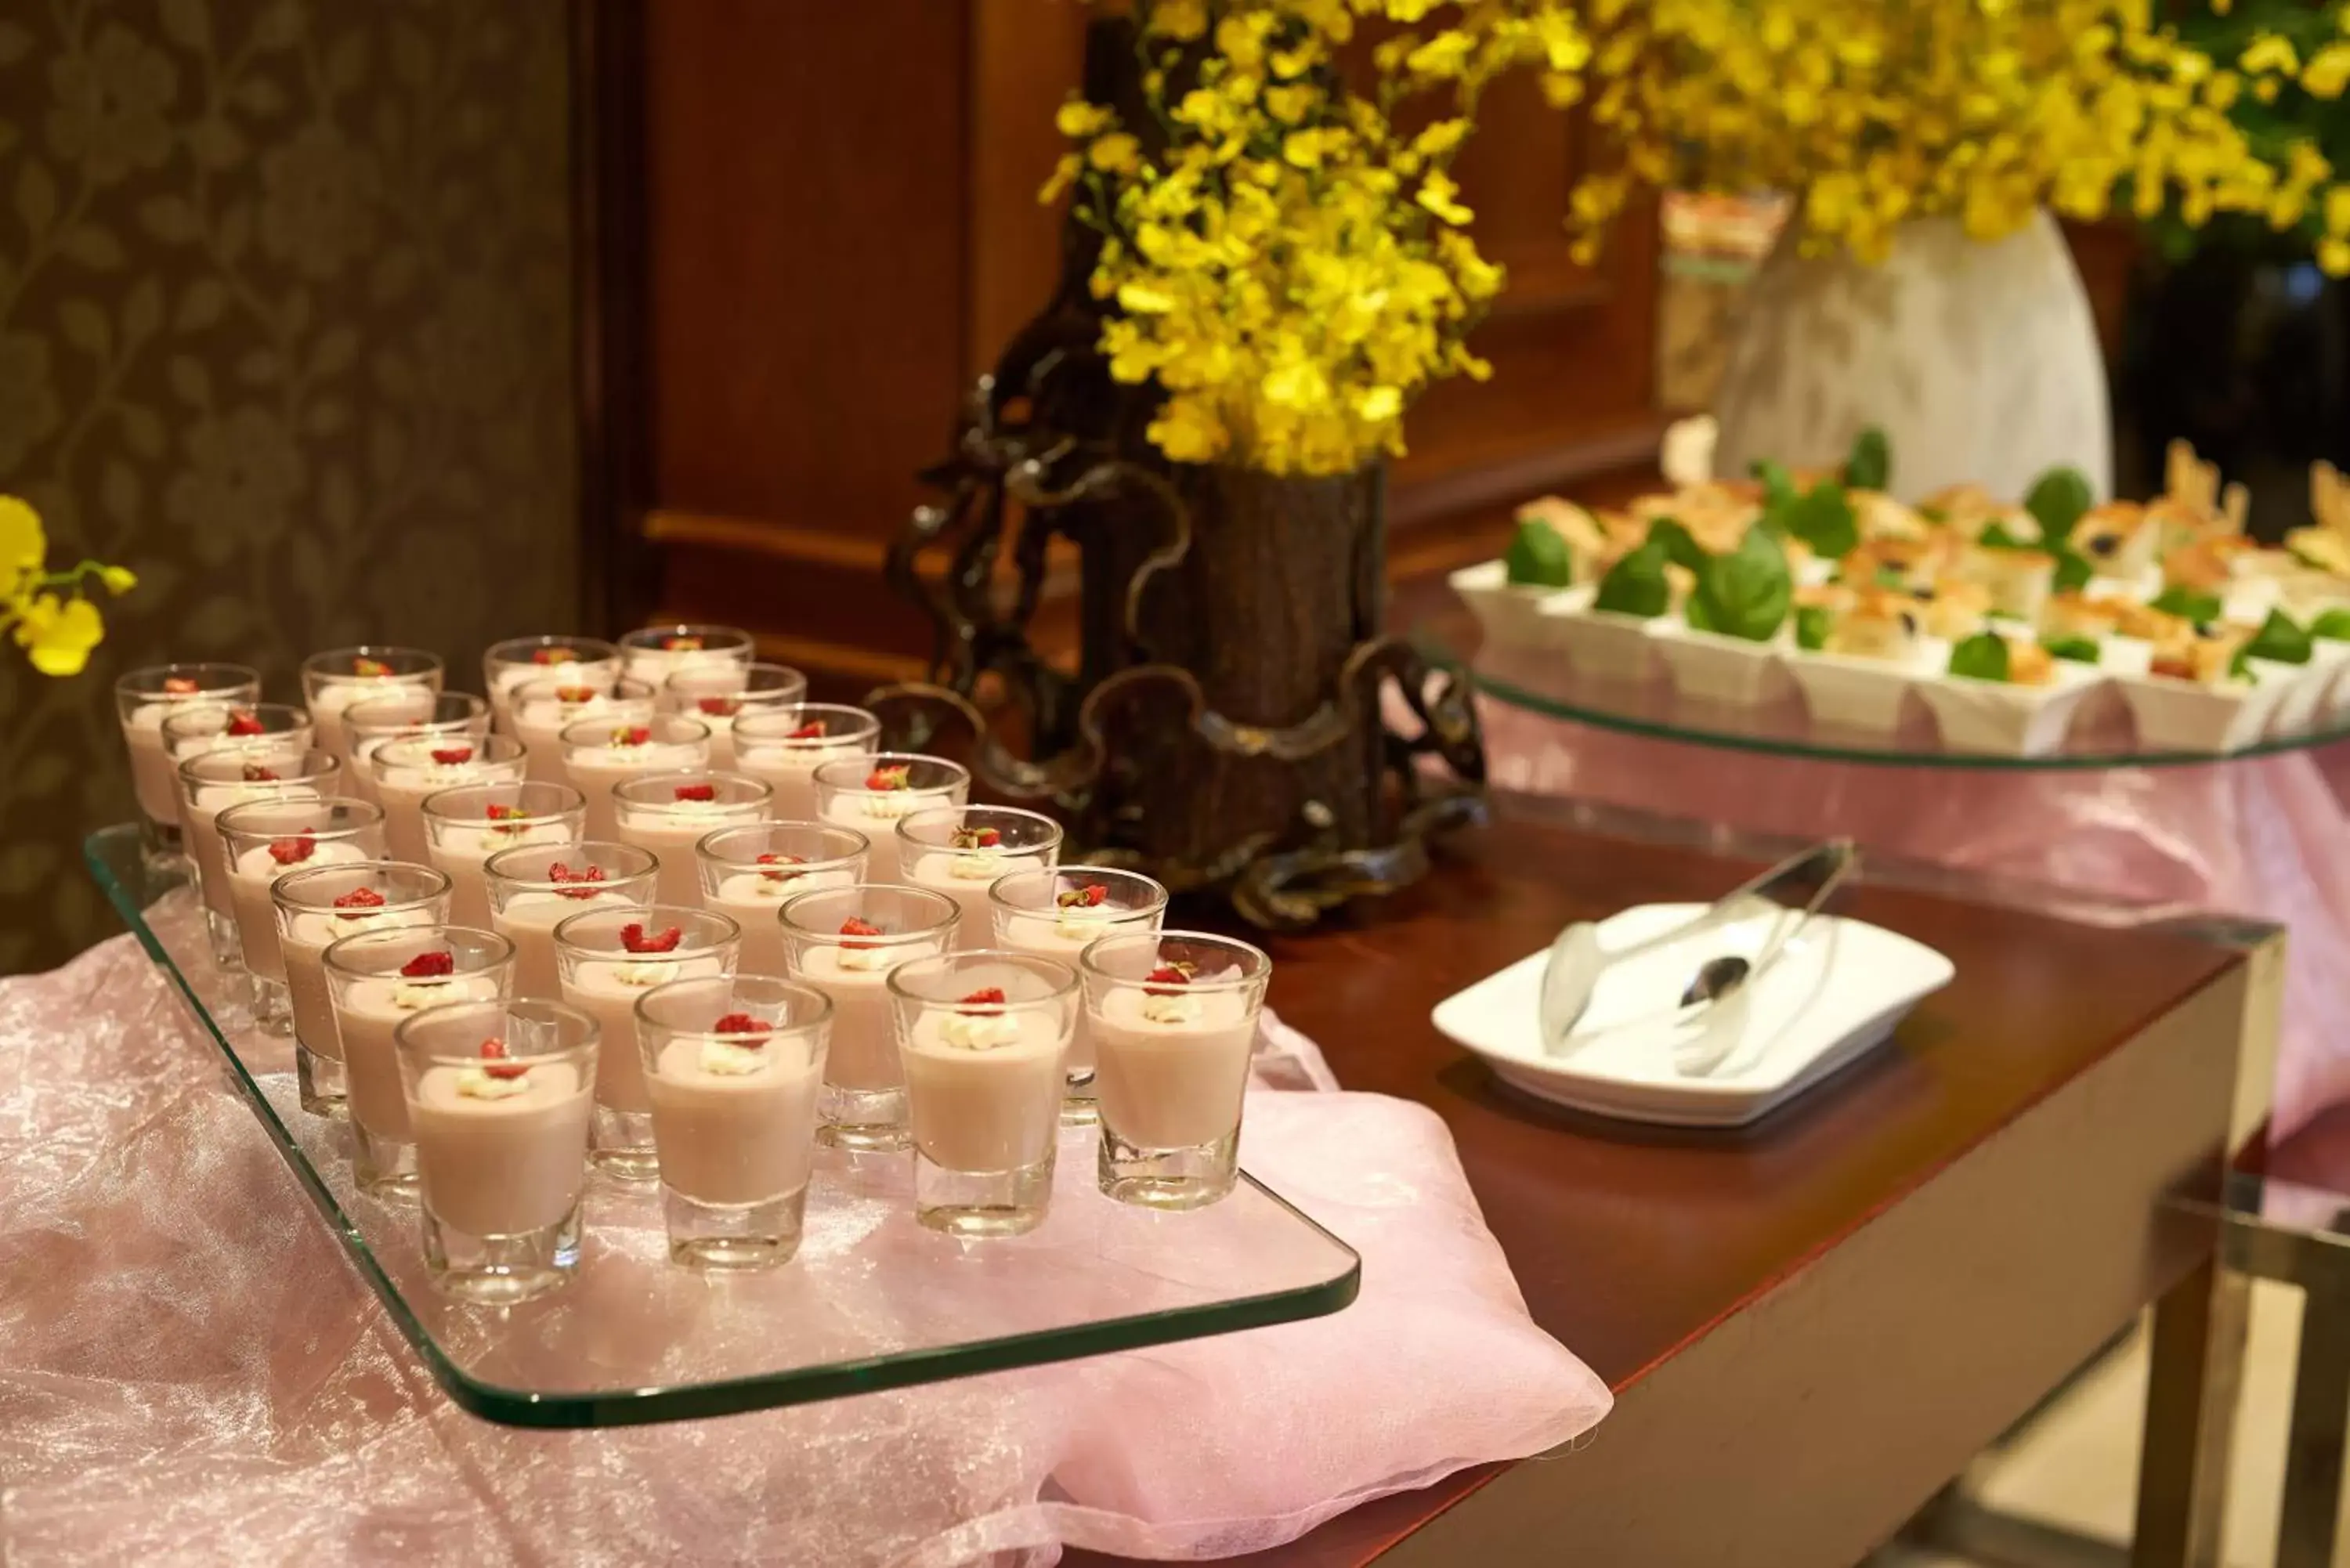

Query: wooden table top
[1074,798,2244,1567]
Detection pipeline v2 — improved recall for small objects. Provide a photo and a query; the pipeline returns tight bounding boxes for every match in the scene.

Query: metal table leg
[2279,1274,2350,1567]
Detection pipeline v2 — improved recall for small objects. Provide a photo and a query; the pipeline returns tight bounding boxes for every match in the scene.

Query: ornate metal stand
[880,245,1486,930]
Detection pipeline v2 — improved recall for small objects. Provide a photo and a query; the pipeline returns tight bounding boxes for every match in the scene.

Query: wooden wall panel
[627,2,1662,681]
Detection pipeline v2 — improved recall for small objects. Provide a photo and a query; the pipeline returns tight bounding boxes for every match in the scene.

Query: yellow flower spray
[1053,0,2350,476]
[1047,0,1590,477]
[0,495,134,677]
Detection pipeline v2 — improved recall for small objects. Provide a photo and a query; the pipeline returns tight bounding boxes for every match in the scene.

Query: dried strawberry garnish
[661,634,703,651]
[865,764,910,791]
[956,987,1007,1011]
[162,676,200,695]
[266,835,316,866]
[225,710,265,736]
[787,721,826,740]
[611,725,650,746]
[479,1038,527,1080]
[553,685,596,703]
[241,763,279,782]
[756,851,806,883]
[486,803,531,836]
[840,916,884,950]
[352,656,393,677]
[400,950,454,978]
[951,826,1001,850]
[531,646,577,665]
[1056,883,1108,909]
[1144,961,1196,993]
[620,923,683,954]
[696,696,739,717]
[334,887,387,914]
[547,862,606,899]
[429,746,473,765]
[673,782,717,802]
[712,1012,770,1042]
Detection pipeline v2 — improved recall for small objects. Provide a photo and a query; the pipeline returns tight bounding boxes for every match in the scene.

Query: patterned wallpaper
[0,0,580,973]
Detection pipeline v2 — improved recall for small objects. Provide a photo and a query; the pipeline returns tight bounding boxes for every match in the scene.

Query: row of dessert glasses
[114,627,1272,1302]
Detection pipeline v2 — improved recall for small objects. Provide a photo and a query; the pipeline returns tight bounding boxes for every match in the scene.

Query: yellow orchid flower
[13,594,105,677]
[0,493,135,677]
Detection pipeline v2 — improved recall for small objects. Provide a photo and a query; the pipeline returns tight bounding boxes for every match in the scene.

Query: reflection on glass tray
[1444,634,2350,771]
[84,824,1358,1429]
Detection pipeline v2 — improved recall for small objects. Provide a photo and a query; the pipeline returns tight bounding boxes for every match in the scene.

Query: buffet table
[37,799,2269,1564]
[1077,796,2272,1566]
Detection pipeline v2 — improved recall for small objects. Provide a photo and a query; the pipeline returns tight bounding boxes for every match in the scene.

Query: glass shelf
[84,823,1359,1429]
[1437,630,2350,772]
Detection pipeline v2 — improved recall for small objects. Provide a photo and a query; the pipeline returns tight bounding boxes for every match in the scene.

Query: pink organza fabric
[0,934,1607,1566]
[1481,697,2350,1140]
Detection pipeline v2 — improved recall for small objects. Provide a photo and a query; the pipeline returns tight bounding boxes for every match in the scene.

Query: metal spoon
[1679,953,1752,1008]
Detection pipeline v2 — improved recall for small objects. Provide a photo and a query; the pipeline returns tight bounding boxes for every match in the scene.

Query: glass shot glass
[1079,931,1271,1211]
[216,797,387,1036]
[482,635,620,733]
[660,662,810,768]
[422,780,587,929]
[618,623,754,688]
[115,663,260,864]
[612,770,771,907]
[694,822,870,978]
[396,996,598,1305]
[509,673,656,784]
[344,691,490,807]
[371,732,527,865]
[172,732,333,970]
[887,951,1078,1238]
[553,905,740,1179]
[732,704,881,821]
[775,883,958,1153]
[811,753,971,884]
[559,714,710,840]
[483,840,657,1000]
[636,974,832,1270]
[988,865,1170,1125]
[272,861,451,1116]
[896,804,1064,948]
[324,924,515,1195]
[300,646,443,790]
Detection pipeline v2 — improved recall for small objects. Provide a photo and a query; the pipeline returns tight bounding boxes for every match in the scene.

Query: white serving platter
[1430,901,1954,1129]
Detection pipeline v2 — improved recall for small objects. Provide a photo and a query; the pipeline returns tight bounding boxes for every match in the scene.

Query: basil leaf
[2244,606,2314,665]
[1978,522,2030,551]
[1645,515,1708,574]
[1948,632,2012,682]
[2052,548,2092,594]
[2150,586,2223,622]
[1689,527,1792,642]
[2312,607,2350,641]
[1593,539,1670,619]
[1503,518,1572,587]
[1769,478,1859,561]
[1795,605,1832,650]
[1751,458,1797,514]
[1843,426,1891,493]
[2041,634,2101,665]
[2024,467,2093,546]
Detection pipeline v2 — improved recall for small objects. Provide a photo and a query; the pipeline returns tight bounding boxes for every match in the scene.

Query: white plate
[1535,588,1664,683]
[2117,667,2290,753]
[1783,646,1938,733]
[1911,660,2103,757]
[1648,620,1795,707]
[1448,559,1570,653]
[1430,903,1955,1128]
[2262,645,2350,737]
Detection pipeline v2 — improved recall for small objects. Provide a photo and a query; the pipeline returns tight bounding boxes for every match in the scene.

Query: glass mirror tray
[84,823,1360,1429]
[1444,630,2350,771]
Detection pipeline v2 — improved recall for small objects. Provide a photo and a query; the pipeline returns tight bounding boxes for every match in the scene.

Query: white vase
[1709,211,2113,504]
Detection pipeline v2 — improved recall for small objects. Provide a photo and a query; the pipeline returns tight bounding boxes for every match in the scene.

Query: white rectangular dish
[1647,621,1795,707]
[2116,666,2292,753]
[1782,647,1937,733]
[1448,559,1566,654]
[1910,660,2104,757]
[1535,588,1664,684]
[1430,902,1955,1129]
